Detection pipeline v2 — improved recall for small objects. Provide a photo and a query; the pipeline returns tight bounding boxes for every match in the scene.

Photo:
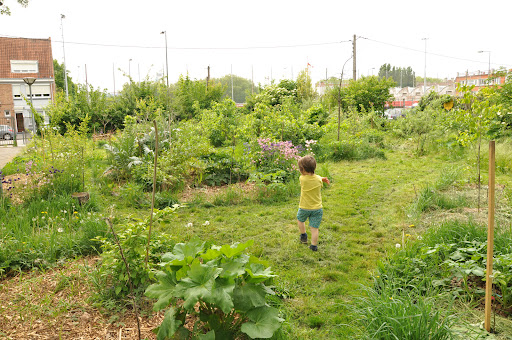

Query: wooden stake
[485,140,495,332]
[145,120,158,268]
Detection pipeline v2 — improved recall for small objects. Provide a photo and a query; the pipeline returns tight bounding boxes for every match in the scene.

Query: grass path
[162,150,457,338]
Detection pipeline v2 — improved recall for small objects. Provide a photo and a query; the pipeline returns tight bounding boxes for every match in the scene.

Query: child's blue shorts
[297,208,323,228]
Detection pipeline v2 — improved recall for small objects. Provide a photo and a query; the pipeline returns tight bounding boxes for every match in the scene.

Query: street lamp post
[160,31,169,88]
[422,38,428,94]
[128,59,132,80]
[478,50,491,78]
[23,77,36,134]
[60,14,68,99]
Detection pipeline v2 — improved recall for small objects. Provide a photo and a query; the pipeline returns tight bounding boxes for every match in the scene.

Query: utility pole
[206,65,210,89]
[422,37,428,93]
[251,65,254,94]
[352,34,357,81]
[60,14,68,99]
[112,63,116,96]
[231,64,234,101]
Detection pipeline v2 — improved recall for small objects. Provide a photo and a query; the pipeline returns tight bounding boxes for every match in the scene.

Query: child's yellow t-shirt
[299,174,323,210]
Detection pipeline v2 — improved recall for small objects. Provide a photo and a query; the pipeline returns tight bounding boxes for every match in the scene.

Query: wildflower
[203,221,210,226]
[186,222,193,228]
[57,228,64,233]
[73,211,78,214]
[395,243,401,248]
[417,235,423,240]
[405,234,412,237]
[409,224,415,228]
[390,297,393,300]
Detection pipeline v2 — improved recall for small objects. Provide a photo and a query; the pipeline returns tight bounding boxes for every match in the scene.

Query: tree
[53,60,78,95]
[454,84,501,210]
[172,74,224,120]
[215,75,255,103]
[378,64,415,87]
[342,76,396,113]
[296,68,315,103]
[0,0,28,15]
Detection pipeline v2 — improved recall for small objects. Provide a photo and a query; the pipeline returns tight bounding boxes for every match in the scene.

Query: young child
[297,155,330,251]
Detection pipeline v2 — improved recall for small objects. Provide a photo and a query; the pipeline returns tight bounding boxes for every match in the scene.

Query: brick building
[0,37,55,133]
[454,70,506,92]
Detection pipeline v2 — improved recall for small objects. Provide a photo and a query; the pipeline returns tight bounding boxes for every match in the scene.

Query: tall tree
[215,75,255,103]
[296,68,315,102]
[53,60,78,95]
[378,64,415,87]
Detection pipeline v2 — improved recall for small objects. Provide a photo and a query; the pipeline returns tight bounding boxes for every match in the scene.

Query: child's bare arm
[322,177,330,185]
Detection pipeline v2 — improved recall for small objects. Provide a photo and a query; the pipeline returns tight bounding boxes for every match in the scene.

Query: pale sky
[1,0,510,92]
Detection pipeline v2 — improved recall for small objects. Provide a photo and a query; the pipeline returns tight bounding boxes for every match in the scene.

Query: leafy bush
[91,211,177,303]
[146,239,283,339]
[201,151,249,186]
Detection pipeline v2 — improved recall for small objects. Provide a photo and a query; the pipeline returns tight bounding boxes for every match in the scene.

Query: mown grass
[129,149,455,338]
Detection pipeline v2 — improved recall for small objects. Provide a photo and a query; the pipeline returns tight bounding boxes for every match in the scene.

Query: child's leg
[310,227,319,246]
[298,220,306,234]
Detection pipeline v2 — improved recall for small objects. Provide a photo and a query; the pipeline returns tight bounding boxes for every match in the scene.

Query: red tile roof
[0,37,54,79]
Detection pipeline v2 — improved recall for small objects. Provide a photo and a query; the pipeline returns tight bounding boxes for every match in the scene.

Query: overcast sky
[1,0,511,92]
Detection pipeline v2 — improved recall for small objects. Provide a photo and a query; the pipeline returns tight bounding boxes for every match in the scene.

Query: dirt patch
[179,181,256,202]
[0,257,164,339]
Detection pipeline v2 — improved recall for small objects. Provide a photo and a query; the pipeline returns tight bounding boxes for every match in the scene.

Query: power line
[360,36,511,68]
[0,34,351,50]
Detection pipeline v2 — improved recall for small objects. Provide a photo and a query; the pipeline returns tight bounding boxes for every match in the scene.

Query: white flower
[395,243,401,248]
[203,221,210,226]
[417,235,423,240]
[57,228,64,233]
[186,222,193,228]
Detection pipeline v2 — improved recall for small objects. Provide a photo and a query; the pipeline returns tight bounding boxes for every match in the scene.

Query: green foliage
[339,76,396,113]
[92,208,178,302]
[296,69,315,103]
[215,74,255,103]
[173,74,225,120]
[201,151,249,186]
[378,64,416,87]
[145,239,283,339]
[53,59,78,95]
[352,283,456,340]
[326,140,385,161]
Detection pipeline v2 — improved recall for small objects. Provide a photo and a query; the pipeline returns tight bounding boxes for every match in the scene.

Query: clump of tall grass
[351,282,457,340]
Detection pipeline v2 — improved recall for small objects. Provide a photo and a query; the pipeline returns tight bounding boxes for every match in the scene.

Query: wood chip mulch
[0,257,164,340]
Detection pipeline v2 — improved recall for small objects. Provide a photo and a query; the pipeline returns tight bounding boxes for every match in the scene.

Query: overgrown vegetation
[3,68,512,338]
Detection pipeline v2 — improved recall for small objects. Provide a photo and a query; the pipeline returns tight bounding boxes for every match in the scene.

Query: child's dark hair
[298,155,316,174]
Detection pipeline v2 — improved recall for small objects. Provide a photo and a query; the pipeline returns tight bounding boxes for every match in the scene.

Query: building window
[10,60,39,73]
[4,110,10,116]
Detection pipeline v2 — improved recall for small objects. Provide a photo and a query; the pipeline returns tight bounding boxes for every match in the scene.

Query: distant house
[387,81,455,108]
[0,37,55,133]
[454,70,506,92]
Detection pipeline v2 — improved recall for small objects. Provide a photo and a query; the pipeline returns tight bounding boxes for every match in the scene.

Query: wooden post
[484,140,495,332]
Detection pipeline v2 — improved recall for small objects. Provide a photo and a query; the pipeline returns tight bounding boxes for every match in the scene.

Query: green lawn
[142,149,461,338]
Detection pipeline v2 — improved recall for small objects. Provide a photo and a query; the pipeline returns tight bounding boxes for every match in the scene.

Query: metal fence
[0,116,32,146]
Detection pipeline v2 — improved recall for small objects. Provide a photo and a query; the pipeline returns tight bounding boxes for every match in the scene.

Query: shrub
[91,211,177,304]
[327,140,386,161]
[201,151,249,186]
[249,138,301,183]
[146,239,283,339]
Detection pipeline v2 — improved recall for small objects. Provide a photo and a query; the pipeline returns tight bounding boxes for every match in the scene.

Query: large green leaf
[175,262,223,310]
[156,307,182,340]
[219,255,249,279]
[198,330,215,340]
[162,239,205,265]
[220,240,254,258]
[245,263,276,283]
[241,306,283,339]
[233,284,268,312]
[201,248,222,262]
[210,277,235,314]
[145,271,177,311]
